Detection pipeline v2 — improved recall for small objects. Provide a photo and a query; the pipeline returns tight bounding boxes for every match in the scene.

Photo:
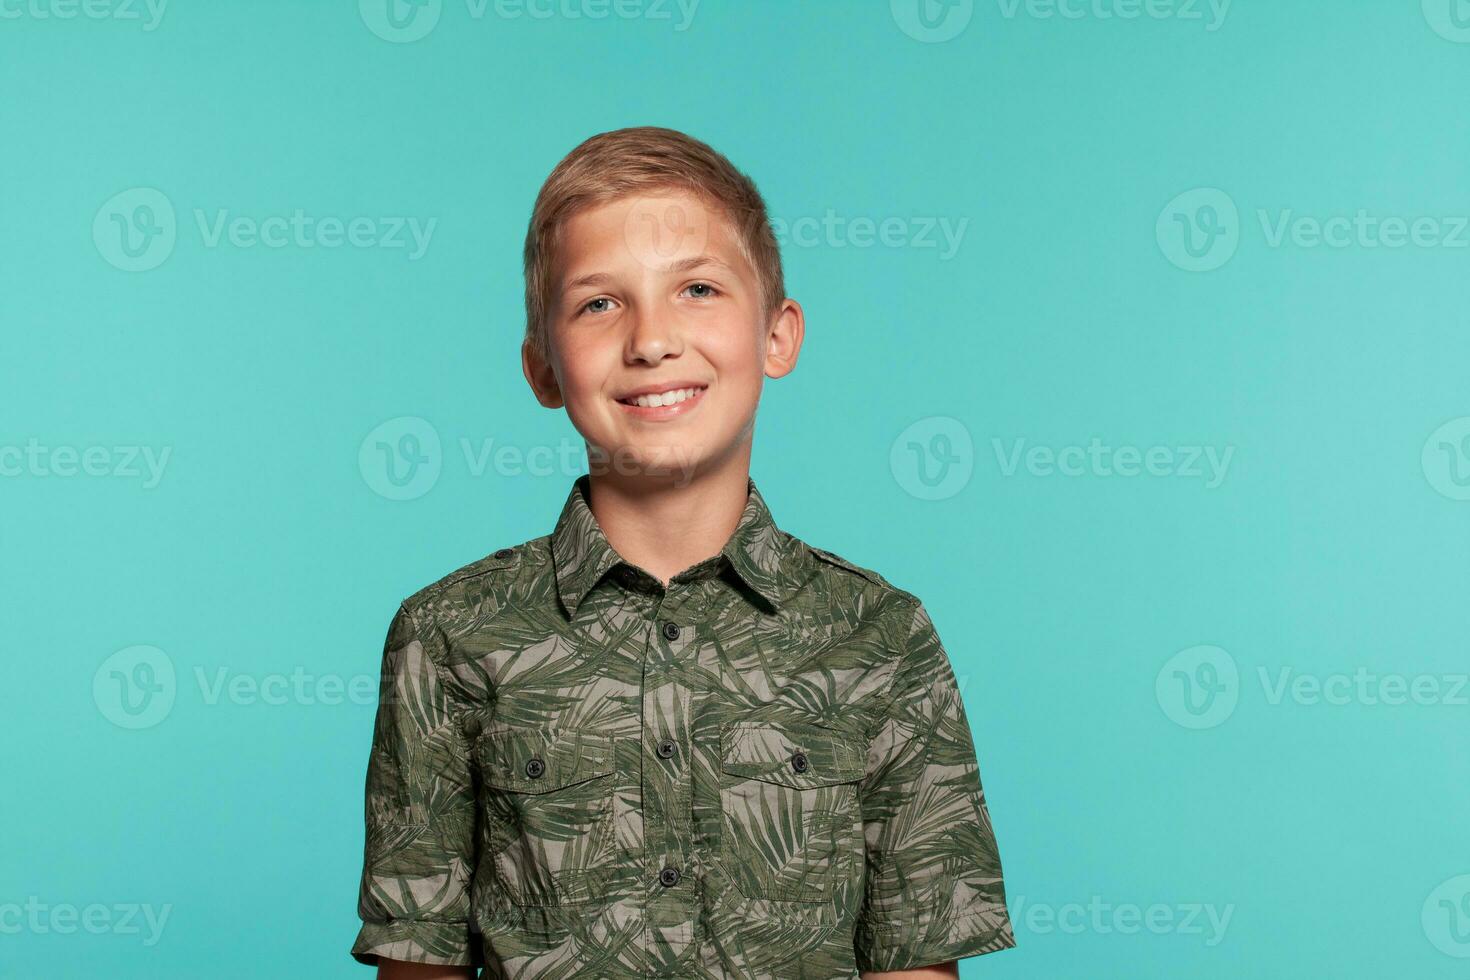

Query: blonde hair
[522,126,784,360]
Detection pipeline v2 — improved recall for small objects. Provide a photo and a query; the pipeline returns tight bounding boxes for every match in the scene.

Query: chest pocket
[718,720,867,903]
[475,728,617,907]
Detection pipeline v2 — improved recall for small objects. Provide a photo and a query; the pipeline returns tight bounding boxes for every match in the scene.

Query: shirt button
[524,757,545,779]
[661,620,681,641]
[656,739,676,760]
[790,751,809,774]
[658,866,681,888]
[494,548,514,560]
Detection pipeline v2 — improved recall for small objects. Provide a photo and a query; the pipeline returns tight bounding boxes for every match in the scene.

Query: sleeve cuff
[855,903,1016,972]
[351,918,475,967]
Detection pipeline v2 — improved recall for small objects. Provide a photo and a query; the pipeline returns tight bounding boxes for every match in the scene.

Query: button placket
[640,586,696,957]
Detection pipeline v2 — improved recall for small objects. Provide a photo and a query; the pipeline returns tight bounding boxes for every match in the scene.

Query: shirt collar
[550,474,806,616]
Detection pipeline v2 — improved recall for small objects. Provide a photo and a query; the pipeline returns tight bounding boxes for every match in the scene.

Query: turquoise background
[4,1,1469,976]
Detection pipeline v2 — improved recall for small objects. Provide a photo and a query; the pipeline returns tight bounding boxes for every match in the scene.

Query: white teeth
[627,387,702,408]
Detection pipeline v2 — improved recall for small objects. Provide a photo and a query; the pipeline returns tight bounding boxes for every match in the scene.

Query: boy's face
[524,190,802,486]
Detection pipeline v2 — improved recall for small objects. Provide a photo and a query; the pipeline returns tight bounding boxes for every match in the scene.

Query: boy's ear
[762,298,805,381]
[522,338,565,409]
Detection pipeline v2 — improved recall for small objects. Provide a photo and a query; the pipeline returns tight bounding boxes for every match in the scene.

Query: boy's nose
[625,309,683,364]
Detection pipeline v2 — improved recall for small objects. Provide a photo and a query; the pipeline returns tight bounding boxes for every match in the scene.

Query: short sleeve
[853,600,1016,972]
[350,604,478,967]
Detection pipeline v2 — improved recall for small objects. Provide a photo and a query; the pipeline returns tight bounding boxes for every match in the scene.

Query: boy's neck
[585,458,753,587]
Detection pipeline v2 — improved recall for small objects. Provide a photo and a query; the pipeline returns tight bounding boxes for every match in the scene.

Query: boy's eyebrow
[560,255,734,294]
[660,254,734,276]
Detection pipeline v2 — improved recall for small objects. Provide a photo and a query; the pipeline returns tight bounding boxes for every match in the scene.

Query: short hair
[522,126,784,360]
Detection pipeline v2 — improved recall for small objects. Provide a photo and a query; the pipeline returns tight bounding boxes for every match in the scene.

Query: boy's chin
[585,442,712,487]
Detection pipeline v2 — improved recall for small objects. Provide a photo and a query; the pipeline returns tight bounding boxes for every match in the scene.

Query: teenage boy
[352,127,1014,979]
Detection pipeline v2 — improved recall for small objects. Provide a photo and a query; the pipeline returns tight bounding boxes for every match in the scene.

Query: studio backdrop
[4,1,1469,977]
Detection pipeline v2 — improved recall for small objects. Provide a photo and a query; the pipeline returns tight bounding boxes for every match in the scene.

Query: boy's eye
[582,297,614,315]
[684,282,718,299]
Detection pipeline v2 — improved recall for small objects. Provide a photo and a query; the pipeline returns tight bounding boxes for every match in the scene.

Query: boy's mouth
[614,381,709,418]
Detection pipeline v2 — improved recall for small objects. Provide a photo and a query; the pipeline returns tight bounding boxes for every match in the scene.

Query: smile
[614,384,708,419]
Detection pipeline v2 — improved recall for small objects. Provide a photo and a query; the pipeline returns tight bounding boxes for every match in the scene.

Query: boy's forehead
[554,190,751,282]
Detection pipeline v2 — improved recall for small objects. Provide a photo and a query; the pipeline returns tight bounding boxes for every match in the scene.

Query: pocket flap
[476,729,615,794]
[720,721,866,788]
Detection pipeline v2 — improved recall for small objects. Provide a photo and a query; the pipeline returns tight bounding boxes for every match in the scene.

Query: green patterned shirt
[352,476,1014,977]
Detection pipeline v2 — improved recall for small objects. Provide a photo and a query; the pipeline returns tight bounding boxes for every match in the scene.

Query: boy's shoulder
[801,539,915,602]
[400,533,551,616]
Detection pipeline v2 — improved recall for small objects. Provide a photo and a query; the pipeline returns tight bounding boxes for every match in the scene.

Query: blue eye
[583,297,613,315]
[686,282,717,299]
